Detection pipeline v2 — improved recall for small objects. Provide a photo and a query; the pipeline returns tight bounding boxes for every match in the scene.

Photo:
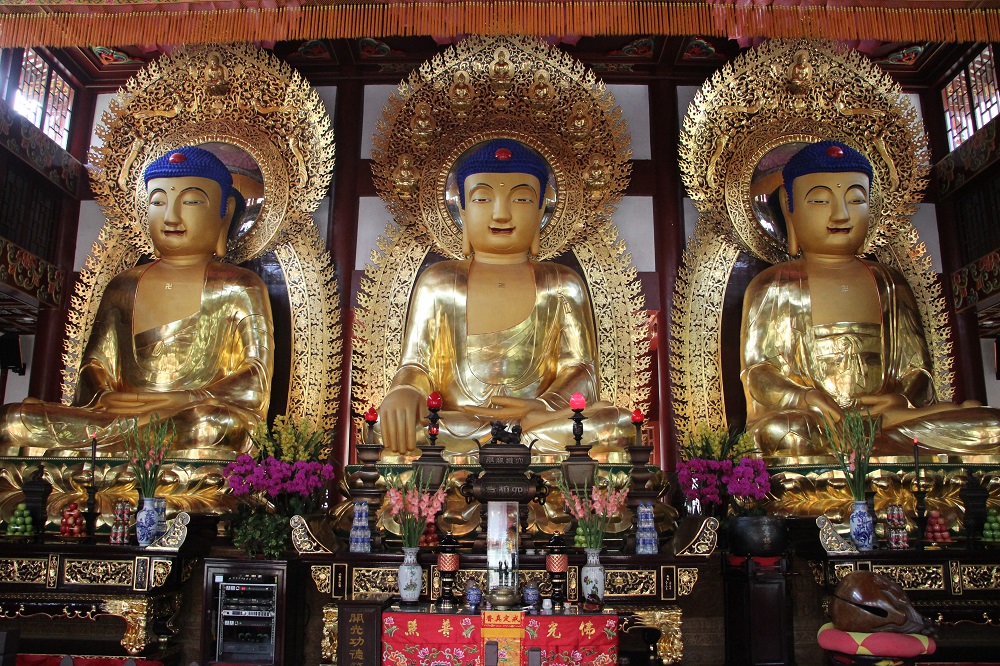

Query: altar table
[381,607,618,666]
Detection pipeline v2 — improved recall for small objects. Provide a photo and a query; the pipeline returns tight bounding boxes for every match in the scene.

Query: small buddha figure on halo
[410,102,437,147]
[392,154,419,200]
[448,71,474,116]
[741,140,1000,458]
[529,70,554,114]
[377,138,634,460]
[490,48,515,100]
[0,146,274,458]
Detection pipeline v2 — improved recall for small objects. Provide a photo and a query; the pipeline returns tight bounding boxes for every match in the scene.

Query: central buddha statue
[378,139,633,459]
[742,140,1000,457]
[0,146,274,458]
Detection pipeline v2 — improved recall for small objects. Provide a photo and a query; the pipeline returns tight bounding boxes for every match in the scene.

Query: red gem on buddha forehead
[495,148,512,161]
[168,152,186,163]
[827,145,844,158]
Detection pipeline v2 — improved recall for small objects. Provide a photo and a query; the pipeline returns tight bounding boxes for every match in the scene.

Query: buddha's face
[784,171,870,257]
[147,175,229,259]
[462,171,543,257]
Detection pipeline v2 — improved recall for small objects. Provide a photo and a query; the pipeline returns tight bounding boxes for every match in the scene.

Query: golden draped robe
[742,259,1000,457]
[0,261,274,458]
[386,258,633,457]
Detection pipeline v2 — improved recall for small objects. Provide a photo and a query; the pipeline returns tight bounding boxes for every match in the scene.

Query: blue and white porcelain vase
[136,497,158,547]
[849,500,875,550]
[398,547,422,602]
[154,497,168,537]
[581,547,605,601]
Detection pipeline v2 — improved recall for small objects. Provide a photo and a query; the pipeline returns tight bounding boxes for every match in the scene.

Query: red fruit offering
[68,503,78,511]
[929,510,941,519]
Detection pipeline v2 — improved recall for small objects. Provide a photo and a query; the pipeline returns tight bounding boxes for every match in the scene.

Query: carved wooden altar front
[0,514,200,658]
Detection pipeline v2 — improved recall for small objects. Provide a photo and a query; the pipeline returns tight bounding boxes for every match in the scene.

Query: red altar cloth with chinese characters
[381,610,618,666]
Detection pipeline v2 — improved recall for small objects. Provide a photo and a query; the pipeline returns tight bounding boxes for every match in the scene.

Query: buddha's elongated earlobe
[216,196,235,258]
[461,223,473,257]
[778,186,799,256]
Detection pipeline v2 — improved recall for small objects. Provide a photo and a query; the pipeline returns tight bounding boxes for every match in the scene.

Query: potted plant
[676,425,784,555]
[823,407,879,550]
[556,470,630,601]
[223,415,335,558]
[119,414,174,547]
[383,470,447,602]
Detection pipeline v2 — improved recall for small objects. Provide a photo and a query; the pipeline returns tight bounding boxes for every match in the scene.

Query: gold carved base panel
[0,458,236,526]
[771,466,1000,527]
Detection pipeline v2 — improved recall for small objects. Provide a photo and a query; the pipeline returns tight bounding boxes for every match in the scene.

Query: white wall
[4,335,32,403]
[982,339,1000,407]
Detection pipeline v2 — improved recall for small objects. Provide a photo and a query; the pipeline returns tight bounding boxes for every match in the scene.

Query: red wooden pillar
[649,80,685,472]
[331,79,363,466]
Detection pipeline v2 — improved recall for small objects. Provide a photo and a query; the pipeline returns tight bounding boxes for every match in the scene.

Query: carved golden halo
[673,39,952,449]
[356,34,649,423]
[64,43,341,433]
[370,34,632,261]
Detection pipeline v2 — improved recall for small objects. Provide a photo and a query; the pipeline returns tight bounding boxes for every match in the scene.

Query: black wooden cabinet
[723,555,795,666]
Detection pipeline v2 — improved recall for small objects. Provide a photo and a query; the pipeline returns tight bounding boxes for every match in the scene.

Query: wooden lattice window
[12,48,74,149]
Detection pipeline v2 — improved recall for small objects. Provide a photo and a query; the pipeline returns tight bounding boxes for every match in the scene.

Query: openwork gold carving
[67,43,340,435]
[151,560,172,589]
[962,565,1000,590]
[0,598,99,621]
[0,461,236,524]
[322,603,338,662]
[817,515,858,553]
[147,511,189,552]
[291,514,332,554]
[353,567,417,599]
[46,554,58,588]
[634,607,684,665]
[677,568,699,597]
[311,565,333,595]
[950,560,963,595]
[104,596,152,655]
[64,559,133,586]
[0,558,45,583]
[356,34,648,418]
[605,569,656,597]
[872,564,946,591]
[808,561,825,586]
[674,516,719,556]
[833,563,857,582]
[776,468,975,520]
[673,39,949,447]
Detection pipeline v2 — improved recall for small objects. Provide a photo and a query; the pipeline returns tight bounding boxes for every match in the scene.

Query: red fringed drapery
[0,1,999,48]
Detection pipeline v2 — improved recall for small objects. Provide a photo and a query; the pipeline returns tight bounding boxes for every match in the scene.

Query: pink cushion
[817,623,936,658]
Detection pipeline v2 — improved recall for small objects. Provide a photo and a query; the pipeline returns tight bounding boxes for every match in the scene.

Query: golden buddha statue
[742,140,1000,458]
[0,146,274,459]
[377,139,634,459]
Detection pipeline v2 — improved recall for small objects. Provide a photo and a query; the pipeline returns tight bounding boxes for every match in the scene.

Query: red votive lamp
[631,408,644,424]
[569,392,586,411]
[427,391,443,410]
[364,407,378,423]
